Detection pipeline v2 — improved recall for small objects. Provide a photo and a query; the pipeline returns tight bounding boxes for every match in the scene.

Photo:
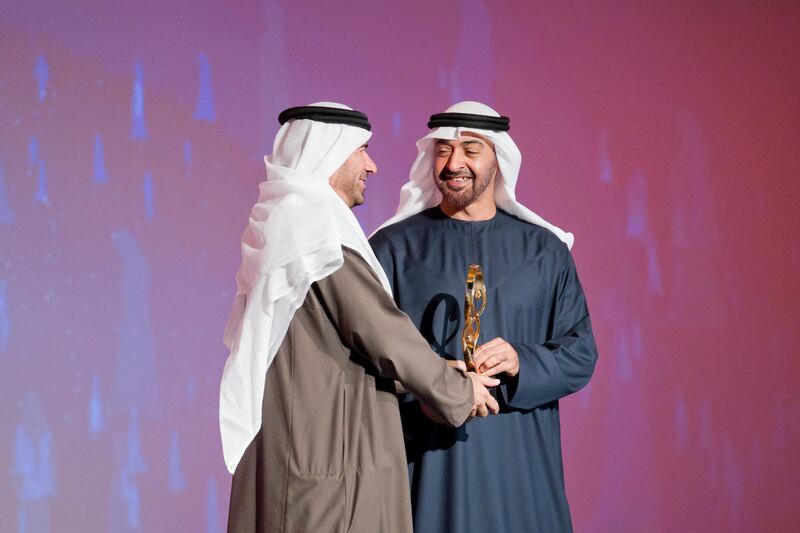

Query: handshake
[421,337,520,422]
[420,359,500,423]
[465,365,501,419]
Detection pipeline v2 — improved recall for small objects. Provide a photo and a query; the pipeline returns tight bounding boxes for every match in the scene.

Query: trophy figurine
[461,264,487,371]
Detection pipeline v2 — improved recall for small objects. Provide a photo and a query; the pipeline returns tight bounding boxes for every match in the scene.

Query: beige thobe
[227,247,473,532]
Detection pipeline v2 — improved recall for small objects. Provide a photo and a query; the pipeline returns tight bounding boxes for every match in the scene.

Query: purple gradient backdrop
[2,1,799,531]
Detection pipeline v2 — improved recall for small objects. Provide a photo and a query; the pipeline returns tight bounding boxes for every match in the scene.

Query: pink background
[1,1,798,531]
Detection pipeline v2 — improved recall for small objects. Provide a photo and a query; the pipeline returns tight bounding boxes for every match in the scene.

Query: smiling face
[328,144,378,208]
[433,133,498,212]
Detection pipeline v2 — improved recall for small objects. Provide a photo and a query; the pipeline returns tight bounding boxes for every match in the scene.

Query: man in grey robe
[221,103,499,533]
[370,101,599,532]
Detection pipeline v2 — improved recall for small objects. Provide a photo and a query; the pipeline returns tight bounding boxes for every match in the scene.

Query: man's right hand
[468,372,500,418]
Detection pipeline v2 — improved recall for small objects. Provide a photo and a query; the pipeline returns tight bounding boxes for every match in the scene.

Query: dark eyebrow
[435,139,483,146]
[361,143,369,149]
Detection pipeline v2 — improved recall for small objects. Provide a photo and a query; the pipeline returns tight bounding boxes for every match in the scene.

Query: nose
[445,151,466,173]
[364,152,378,174]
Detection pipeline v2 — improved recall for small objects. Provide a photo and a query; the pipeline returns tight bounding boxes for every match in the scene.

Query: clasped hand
[420,339,519,423]
[472,337,519,378]
[420,358,500,423]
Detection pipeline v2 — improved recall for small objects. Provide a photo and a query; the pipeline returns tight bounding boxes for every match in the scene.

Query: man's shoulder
[317,246,383,293]
[497,209,570,257]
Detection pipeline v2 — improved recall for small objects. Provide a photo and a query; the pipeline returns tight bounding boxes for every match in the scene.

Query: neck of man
[439,189,497,221]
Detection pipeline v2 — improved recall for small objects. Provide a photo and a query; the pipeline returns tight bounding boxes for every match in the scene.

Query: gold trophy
[462,264,487,371]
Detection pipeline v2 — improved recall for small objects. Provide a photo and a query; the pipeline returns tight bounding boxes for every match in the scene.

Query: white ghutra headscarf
[374,101,573,249]
[219,102,392,474]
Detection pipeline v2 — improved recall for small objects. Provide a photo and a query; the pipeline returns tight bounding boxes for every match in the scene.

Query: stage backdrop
[1,1,798,531]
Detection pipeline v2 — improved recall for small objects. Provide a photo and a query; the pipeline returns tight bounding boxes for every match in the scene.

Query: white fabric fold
[220,103,391,474]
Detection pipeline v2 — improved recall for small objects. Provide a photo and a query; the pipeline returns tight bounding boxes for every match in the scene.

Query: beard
[349,171,367,206]
[435,162,496,211]
[330,168,367,207]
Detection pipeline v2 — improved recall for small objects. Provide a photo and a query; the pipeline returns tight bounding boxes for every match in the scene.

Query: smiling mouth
[442,175,473,190]
[441,171,474,181]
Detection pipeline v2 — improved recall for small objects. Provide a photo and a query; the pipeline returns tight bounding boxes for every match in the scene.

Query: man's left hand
[472,337,519,378]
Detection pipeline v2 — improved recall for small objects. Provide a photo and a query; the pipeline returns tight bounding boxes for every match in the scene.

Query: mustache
[438,169,475,181]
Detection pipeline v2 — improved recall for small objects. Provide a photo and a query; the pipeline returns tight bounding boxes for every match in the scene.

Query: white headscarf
[219,102,392,474]
[374,101,574,249]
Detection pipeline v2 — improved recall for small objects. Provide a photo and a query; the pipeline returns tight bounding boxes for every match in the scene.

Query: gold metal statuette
[462,264,487,371]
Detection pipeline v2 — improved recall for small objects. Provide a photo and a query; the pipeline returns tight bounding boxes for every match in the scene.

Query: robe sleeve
[312,246,474,427]
[503,251,598,410]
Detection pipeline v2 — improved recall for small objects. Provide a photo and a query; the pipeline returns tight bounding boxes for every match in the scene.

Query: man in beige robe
[221,103,499,533]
